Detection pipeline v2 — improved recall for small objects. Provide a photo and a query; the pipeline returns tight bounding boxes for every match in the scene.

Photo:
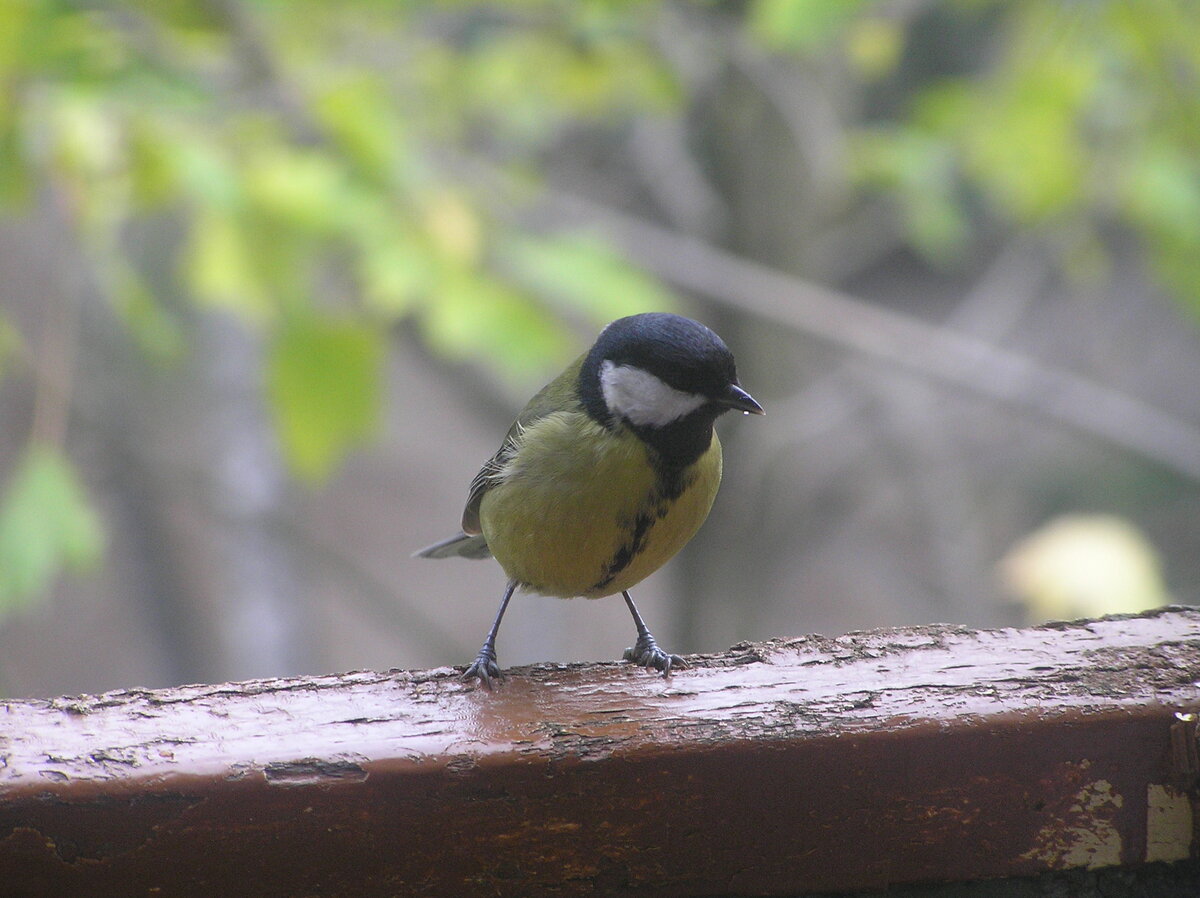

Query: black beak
[718,383,764,415]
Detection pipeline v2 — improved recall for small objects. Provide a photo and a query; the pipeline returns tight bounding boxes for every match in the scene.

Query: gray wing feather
[413,532,492,560]
[461,425,521,534]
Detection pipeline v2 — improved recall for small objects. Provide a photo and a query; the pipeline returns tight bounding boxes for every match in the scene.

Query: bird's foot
[623,633,689,678]
[462,646,503,690]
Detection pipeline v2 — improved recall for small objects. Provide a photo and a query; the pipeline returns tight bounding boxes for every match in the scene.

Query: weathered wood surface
[1,608,1198,896]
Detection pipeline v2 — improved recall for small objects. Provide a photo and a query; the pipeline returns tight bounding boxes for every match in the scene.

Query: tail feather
[414,532,492,560]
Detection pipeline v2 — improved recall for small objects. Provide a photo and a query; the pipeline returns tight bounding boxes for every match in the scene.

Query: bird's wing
[460,354,587,535]
[460,424,521,535]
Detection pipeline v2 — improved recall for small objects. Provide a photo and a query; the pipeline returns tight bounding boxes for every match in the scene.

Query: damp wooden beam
[2,607,1199,896]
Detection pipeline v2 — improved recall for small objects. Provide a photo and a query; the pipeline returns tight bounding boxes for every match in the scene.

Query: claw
[462,647,503,690]
[620,590,688,679]
[623,634,689,678]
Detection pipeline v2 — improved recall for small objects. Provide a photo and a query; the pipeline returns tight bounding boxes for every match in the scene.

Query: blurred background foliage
[0,0,1197,696]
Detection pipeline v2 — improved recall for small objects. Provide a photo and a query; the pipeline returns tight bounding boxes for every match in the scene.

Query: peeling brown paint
[1020,765,1124,869]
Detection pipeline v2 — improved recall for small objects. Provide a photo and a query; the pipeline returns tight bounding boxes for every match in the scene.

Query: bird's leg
[621,590,688,677]
[463,579,517,690]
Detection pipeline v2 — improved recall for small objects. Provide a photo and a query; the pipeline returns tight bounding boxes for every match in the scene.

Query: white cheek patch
[600,360,707,427]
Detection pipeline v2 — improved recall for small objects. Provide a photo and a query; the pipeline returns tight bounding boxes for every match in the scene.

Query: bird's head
[579,314,763,452]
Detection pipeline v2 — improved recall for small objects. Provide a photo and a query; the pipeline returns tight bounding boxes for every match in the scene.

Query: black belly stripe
[591,505,661,591]
[590,465,697,591]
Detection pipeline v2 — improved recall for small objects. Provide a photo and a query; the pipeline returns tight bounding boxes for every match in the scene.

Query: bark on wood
[2,608,1198,897]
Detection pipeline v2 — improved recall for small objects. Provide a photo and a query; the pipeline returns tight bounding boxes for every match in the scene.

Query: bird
[416,312,763,688]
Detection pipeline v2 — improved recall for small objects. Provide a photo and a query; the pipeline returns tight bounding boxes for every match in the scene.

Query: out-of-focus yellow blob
[999,514,1169,623]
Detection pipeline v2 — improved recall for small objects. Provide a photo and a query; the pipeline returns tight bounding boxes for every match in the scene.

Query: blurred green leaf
[175,137,241,213]
[0,124,28,206]
[127,120,184,208]
[499,232,678,323]
[846,0,1200,316]
[0,0,31,79]
[0,313,19,382]
[185,209,274,323]
[846,16,904,79]
[457,23,677,146]
[43,88,124,182]
[0,445,105,615]
[420,189,483,266]
[312,75,413,187]
[243,146,347,235]
[419,271,574,384]
[110,263,186,362]
[1124,145,1200,246]
[962,55,1093,222]
[749,0,864,54]
[355,223,434,318]
[266,317,383,483]
[851,129,969,263]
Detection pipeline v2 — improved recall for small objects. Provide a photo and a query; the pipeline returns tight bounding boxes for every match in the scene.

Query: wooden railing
[2,607,1198,896]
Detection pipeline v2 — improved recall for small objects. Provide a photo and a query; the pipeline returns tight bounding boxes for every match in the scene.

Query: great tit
[417,312,763,688]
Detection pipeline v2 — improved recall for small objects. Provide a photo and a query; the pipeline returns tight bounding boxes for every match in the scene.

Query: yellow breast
[478,411,723,598]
